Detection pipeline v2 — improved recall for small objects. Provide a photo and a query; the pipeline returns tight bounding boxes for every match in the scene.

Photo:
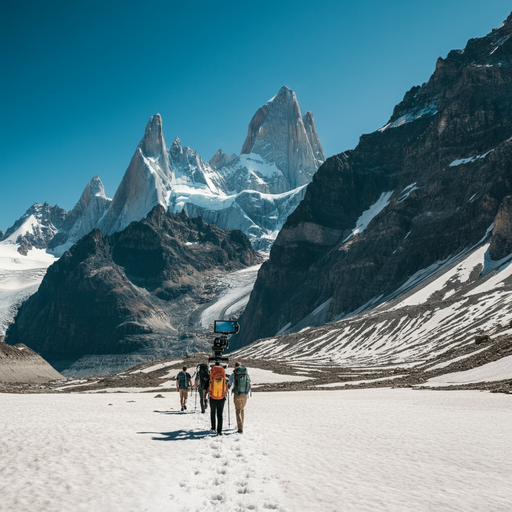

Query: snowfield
[0,240,57,334]
[1,389,511,512]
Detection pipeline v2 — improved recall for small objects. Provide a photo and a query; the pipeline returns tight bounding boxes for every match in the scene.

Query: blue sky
[1,0,511,231]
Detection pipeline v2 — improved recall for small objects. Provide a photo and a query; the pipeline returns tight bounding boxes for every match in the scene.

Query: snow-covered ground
[423,354,512,387]
[1,389,510,512]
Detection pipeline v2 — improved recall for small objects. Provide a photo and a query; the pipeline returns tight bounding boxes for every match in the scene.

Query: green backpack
[177,371,189,390]
[234,366,250,395]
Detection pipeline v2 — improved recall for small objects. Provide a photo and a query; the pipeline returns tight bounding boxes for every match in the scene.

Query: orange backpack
[209,365,226,400]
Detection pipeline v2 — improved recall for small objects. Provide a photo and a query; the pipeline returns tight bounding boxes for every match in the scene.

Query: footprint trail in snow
[163,408,288,511]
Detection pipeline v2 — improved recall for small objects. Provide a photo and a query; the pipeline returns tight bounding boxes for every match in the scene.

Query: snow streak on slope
[344,191,393,242]
[235,241,512,368]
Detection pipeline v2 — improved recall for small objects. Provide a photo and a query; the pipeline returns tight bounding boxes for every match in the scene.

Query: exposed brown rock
[0,343,63,383]
[489,195,512,260]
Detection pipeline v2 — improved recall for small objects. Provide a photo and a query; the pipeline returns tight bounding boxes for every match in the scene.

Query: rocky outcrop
[209,149,236,169]
[0,343,63,383]
[236,13,512,347]
[303,111,325,164]
[62,176,111,245]
[5,205,261,359]
[489,195,512,260]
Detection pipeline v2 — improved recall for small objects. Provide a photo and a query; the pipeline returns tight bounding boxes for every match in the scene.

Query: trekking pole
[194,384,197,411]
[227,391,231,429]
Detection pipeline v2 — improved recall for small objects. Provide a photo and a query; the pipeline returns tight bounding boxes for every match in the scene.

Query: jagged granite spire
[303,111,325,164]
[240,86,323,190]
[139,113,168,159]
[98,114,173,235]
[64,176,112,245]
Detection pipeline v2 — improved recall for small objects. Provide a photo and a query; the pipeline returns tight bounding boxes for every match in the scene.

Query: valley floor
[1,389,511,512]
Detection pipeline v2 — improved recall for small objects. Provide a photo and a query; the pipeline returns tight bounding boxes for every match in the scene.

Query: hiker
[176,366,192,411]
[194,363,210,413]
[228,361,251,434]
[203,361,227,435]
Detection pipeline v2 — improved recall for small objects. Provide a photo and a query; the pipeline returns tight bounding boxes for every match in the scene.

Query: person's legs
[198,388,205,413]
[179,389,188,409]
[233,395,247,432]
[210,399,217,430]
[216,399,225,433]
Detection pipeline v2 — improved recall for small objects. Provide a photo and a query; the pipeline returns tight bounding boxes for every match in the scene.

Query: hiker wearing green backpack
[176,366,192,411]
[228,361,251,434]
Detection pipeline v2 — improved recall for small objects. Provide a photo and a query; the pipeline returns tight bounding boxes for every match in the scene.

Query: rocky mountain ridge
[5,205,262,370]
[236,12,512,347]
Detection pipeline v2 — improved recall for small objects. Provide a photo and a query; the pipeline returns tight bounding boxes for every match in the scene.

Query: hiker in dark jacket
[203,362,227,435]
[194,363,209,414]
[228,361,251,433]
[176,366,192,411]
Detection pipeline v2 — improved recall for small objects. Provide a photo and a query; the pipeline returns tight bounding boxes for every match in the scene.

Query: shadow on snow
[138,429,215,441]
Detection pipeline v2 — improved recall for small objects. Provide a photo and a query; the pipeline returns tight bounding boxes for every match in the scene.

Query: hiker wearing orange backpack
[203,361,227,435]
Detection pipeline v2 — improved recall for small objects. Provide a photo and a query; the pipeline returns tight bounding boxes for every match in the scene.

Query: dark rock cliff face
[5,206,260,358]
[236,14,512,347]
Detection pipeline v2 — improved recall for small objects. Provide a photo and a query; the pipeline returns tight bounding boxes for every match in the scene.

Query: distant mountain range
[1,86,324,254]
[5,205,262,373]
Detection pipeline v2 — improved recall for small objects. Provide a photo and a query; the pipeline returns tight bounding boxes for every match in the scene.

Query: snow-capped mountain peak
[239,85,323,191]
[139,113,167,159]
[60,176,112,249]
[98,114,173,236]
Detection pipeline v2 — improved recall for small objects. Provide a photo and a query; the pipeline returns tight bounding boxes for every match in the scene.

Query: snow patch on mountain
[344,191,393,242]
[449,149,494,167]
[379,103,439,132]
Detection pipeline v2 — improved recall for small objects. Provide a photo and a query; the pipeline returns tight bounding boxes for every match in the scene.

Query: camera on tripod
[208,320,239,367]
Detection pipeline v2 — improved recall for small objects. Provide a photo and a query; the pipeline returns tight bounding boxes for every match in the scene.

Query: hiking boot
[181,406,184,411]
[238,429,243,434]
[217,431,222,435]
[184,405,187,410]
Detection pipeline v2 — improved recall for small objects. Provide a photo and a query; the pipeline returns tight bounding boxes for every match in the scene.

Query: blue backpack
[234,366,250,395]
